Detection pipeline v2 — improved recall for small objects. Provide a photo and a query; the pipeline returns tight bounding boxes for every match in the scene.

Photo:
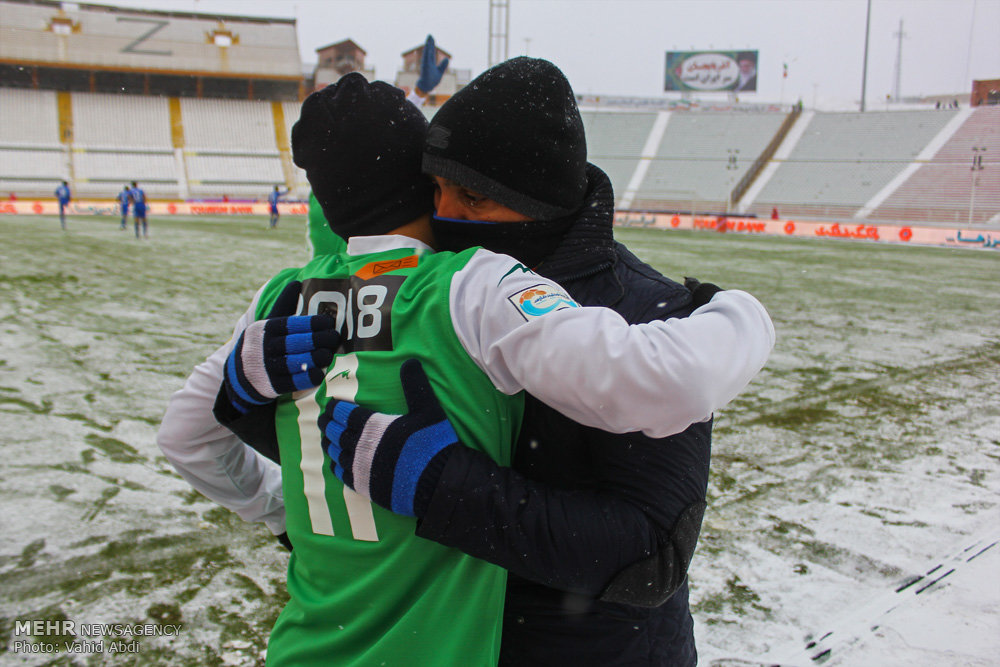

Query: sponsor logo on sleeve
[508,284,579,321]
[497,262,534,286]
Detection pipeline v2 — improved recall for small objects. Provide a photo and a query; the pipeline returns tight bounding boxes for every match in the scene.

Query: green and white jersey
[263,241,522,666]
[157,234,774,666]
[251,235,775,665]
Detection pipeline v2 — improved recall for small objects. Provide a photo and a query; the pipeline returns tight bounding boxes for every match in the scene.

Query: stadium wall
[613,211,1000,251]
[2,196,996,252]
[0,198,306,216]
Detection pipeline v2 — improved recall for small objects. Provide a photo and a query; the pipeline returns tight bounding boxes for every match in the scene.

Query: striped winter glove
[319,359,458,518]
[223,281,340,414]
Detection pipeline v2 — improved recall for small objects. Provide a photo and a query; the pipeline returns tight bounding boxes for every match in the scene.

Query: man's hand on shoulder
[320,359,458,518]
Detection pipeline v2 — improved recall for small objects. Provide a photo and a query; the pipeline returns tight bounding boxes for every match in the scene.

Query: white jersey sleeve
[450,249,775,439]
[156,285,286,535]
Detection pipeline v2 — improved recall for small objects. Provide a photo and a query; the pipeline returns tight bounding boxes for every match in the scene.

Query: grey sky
[108,0,1000,109]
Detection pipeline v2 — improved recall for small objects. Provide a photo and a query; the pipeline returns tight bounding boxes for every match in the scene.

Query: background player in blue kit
[117,185,130,230]
[130,181,147,239]
[267,185,286,229]
[54,180,70,230]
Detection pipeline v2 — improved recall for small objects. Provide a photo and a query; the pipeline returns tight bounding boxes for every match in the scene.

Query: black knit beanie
[423,57,587,220]
[292,73,434,239]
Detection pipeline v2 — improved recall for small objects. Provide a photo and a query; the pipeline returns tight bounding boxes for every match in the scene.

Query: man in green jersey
[159,74,773,666]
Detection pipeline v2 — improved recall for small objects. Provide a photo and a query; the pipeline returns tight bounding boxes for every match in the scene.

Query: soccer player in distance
[117,185,130,230]
[129,181,147,239]
[54,180,70,230]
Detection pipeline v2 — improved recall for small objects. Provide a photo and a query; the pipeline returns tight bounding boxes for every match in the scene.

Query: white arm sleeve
[451,250,775,439]
[156,286,286,535]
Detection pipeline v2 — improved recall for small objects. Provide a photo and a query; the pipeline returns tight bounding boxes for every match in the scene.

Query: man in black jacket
[221,58,766,665]
[341,57,720,665]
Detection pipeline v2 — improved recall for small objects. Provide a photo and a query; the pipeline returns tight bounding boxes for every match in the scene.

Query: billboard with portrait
[665,50,758,92]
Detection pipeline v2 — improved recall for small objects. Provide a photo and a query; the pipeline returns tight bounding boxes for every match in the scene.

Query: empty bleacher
[185,153,284,198]
[1,90,294,200]
[580,110,656,202]
[182,98,276,150]
[627,111,787,212]
[868,107,1000,224]
[181,98,284,197]
[0,88,66,194]
[0,88,61,147]
[71,92,178,197]
[747,110,959,220]
[1,86,997,227]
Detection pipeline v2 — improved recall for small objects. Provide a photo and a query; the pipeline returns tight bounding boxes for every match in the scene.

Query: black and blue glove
[223,281,340,414]
[319,359,458,518]
[415,34,450,95]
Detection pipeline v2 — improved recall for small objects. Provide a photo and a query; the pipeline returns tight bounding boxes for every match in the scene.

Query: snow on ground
[1,215,997,666]
[624,231,1000,666]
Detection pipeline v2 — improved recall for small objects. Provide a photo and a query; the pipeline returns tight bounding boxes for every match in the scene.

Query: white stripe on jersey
[296,390,334,537]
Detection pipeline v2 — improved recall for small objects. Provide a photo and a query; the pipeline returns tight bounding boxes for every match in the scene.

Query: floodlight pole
[488,0,510,68]
[892,18,906,102]
[860,0,872,112]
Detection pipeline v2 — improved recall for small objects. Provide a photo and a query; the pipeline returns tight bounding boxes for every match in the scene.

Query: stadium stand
[184,154,283,198]
[180,98,284,197]
[0,88,66,194]
[73,92,173,149]
[0,0,301,200]
[71,92,178,197]
[182,98,275,149]
[867,106,1000,224]
[631,111,787,212]
[0,88,61,148]
[745,110,961,220]
[0,0,996,225]
[580,109,656,207]
[4,87,996,225]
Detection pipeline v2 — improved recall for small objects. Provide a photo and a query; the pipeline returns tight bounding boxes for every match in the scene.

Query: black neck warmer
[430,212,577,269]
[534,164,617,281]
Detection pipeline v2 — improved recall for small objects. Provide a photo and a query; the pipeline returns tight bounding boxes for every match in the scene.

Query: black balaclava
[292,73,434,239]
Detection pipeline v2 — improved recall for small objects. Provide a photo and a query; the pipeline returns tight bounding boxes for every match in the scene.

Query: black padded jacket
[216,165,711,665]
[415,165,710,666]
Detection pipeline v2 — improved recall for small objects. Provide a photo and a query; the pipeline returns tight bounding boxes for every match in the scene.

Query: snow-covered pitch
[1,213,997,665]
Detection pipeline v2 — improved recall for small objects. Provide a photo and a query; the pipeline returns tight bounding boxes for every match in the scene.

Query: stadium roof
[5,0,295,25]
[0,0,302,78]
